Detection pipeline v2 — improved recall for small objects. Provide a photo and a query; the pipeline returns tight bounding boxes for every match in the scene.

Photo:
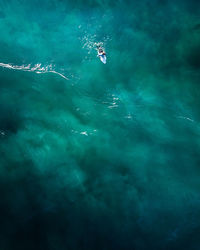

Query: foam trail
[177,116,194,122]
[46,70,68,80]
[0,62,69,80]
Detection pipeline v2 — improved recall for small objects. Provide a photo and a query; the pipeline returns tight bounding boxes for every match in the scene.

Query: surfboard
[99,54,106,64]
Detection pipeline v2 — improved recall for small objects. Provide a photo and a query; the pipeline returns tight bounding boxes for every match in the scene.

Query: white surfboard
[98,53,106,64]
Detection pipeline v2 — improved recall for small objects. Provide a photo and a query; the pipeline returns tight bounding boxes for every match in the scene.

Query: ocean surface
[0,0,200,249]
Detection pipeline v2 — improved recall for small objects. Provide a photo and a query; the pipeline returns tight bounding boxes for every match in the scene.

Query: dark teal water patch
[0,0,200,249]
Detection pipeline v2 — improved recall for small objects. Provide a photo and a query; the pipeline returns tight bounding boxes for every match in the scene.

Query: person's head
[99,48,103,53]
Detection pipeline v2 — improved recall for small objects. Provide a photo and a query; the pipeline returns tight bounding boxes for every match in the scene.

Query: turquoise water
[0,0,200,249]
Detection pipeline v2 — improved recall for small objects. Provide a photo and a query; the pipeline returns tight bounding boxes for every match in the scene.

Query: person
[96,45,106,57]
[98,48,106,56]
[95,43,107,63]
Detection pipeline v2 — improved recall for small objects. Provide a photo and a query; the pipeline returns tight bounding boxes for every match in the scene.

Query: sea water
[0,0,200,249]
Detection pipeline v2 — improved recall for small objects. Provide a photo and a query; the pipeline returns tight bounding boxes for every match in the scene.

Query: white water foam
[177,116,194,122]
[0,62,69,80]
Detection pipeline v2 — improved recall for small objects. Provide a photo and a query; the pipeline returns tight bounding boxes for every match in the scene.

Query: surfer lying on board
[98,48,106,56]
[96,44,106,56]
[95,43,107,64]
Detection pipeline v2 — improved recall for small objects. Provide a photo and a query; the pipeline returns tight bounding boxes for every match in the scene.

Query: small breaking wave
[0,62,69,80]
[177,116,194,122]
